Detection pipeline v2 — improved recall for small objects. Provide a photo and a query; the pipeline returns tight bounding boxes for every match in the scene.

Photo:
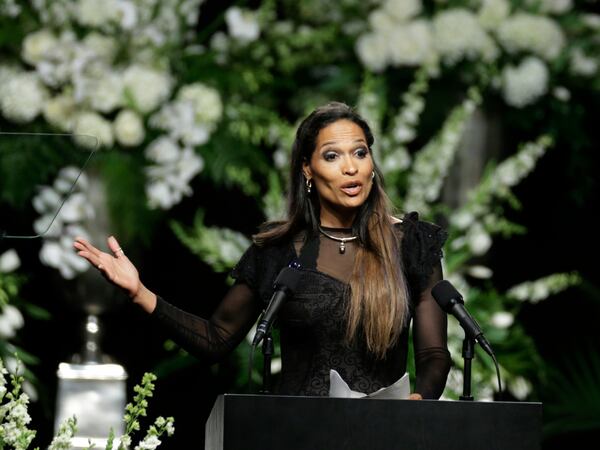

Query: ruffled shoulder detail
[398,211,448,295]
[230,240,295,305]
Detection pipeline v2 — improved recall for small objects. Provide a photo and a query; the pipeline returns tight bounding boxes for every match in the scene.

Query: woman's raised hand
[73,235,141,298]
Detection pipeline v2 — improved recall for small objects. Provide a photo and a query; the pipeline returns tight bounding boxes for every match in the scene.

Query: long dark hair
[255,101,409,358]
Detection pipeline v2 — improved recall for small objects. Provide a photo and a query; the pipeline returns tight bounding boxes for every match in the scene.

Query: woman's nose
[343,157,358,175]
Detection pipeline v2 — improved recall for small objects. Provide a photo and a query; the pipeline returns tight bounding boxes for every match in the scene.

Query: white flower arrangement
[122,65,173,115]
[507,272,582,303]
[0,72,48,123]
[501,56,549,108]
[114,109,145,147]
[404,89,480,214]
[477,0,511,30]
[32,167,94,279]
[225,7,261,44]
[382,0,422,22]
[0,1,223,272]
[144,138,204,210]
[432,9,499,65]
[496,13,565,61]
[353,1,589,111]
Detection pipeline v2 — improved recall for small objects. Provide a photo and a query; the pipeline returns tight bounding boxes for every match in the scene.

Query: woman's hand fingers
[107,235,125,258]
[408,393,423,400]
[74,235,141,297]
[74,237,102,258]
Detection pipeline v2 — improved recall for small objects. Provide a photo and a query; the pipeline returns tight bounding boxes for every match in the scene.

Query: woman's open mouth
[340,181,363,196]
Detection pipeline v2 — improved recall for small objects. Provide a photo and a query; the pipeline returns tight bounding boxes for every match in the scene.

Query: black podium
[205,394,542,450]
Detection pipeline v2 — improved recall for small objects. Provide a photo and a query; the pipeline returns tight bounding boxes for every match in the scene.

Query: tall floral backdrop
[0,0,598,448]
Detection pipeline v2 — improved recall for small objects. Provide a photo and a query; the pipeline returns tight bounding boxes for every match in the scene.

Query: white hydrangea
[151,82,222,147]
[177,83,223,124]
[355,32,389,73]
[73,112,114,148]
[225,7,260,44]
[30,30,81,88]
[432,9,498,65]
[491,311,514,329]
[466,222,492,255]
[145,138,204,209]
[22,28,58,65]
[382,0,422,22]
[569,48,598,77]
[43,93,77,131]
[82,32,118,63]
[508,376,532,400]
[31,0,73,26]
[145,136,180,164]
[38,230,89,277]
[581,14,600,30]
[466,265,493,279]
[386,20,434,67]
[114,109,145,147]
[74,68,123,113]
[0,250,20,273]
[552,86,570,101]
[0,72,48,123]
[33,167,93,279]
[0,0,21,17]
[75,0,120,28]
[530,0,573,14]
[210,31,230,64]
[0,305,25,339]
[115,0,139,30]
[450,209,475,230]
[477,0,510,30]
[496,13,565,61]
[368,9,397,33]
[122,65,172,114]
[501,57,549,108]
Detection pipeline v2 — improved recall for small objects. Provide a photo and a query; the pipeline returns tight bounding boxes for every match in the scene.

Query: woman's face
[302,119,374,225]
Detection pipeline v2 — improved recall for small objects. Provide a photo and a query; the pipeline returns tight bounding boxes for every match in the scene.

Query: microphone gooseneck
[432,279,503,395]
[431,280,494,357]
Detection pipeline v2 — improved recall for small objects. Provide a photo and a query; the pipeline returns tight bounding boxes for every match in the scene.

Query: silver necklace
[318,226,358,254]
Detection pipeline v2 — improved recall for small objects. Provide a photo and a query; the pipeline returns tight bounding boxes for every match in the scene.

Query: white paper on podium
[328,369,410,399]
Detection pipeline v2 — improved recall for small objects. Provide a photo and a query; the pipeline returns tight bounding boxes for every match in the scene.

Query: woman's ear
[302,160,312,179]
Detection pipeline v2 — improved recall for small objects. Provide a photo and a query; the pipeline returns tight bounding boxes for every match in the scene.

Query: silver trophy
[54,164,128,449]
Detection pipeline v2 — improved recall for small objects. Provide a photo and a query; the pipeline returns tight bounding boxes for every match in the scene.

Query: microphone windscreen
[431,280,463,312]
[274,266,303,291]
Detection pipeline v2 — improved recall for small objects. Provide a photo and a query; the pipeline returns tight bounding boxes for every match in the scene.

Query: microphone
[431,280,494,357]
[252,261,302,347]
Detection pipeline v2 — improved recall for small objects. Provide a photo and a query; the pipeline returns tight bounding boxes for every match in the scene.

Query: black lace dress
[151,211,451,399]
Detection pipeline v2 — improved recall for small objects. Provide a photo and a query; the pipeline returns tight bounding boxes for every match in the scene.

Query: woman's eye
[355,148,369,158]
[323,152,337,161]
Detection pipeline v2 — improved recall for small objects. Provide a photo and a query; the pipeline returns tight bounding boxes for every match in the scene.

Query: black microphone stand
[460,337,475,401]
[259,330,274,394]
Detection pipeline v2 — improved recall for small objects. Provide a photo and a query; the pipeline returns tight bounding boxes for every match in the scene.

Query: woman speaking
[73,101,451,399]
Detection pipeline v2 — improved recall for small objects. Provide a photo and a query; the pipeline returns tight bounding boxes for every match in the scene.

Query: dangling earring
[306,178,312,194]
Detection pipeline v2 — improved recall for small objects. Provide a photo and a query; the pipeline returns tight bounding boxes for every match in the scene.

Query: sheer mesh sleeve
[149,241,291,364]
[412,261,452,399]
[401,211,451,399]
[151,282,262,364]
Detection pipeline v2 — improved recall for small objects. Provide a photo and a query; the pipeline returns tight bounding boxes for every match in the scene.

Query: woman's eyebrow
[319,139,366,149]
